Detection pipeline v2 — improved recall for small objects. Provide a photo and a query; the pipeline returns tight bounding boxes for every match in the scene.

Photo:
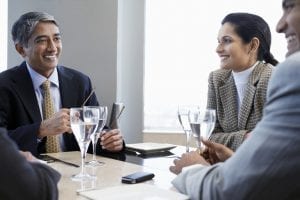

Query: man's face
[18,22,62,77]
[277,0,300,57]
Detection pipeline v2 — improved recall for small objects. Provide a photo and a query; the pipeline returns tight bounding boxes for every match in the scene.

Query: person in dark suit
[0,11,124,156]
[0,127,60,200]
[169,1,300,199]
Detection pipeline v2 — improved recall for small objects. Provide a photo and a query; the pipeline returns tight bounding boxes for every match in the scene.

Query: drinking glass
[178,105,199,152]
[70,107,99,181]
[188,108,216,153]
[200,109,216,142]
[85,106,108,166]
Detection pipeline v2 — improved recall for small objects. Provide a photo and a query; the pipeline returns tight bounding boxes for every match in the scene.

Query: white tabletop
[46,148,185,200]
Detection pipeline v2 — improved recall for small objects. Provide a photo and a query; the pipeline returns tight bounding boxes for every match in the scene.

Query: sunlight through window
[144,0,285,133]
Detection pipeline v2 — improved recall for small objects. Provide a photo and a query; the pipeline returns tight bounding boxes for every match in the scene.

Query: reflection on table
[46,146,187,200]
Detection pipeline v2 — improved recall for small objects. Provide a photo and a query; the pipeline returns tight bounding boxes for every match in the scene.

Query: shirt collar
[232,61,259,84]
[26,62,60,90]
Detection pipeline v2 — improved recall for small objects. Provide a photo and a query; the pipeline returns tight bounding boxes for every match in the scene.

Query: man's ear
[15,43,26,57]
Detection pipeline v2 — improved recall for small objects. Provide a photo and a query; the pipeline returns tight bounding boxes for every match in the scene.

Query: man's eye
[36,39,47,43]
[54,37,61,42]
[283,1,295,12]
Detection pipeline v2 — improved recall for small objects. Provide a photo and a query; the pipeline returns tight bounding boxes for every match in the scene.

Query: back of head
[11,11,59,47]
[222,12,278,66]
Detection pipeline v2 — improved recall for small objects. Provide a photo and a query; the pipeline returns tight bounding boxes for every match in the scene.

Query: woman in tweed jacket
[208,13,278,151]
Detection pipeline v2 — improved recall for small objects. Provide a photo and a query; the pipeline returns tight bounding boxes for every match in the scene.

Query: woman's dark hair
[222,13,278,66]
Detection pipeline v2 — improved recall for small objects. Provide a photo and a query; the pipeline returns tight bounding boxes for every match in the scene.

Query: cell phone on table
[121,171,155,184]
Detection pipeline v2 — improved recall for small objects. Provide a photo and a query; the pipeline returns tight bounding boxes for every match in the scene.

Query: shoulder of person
[57,65,90,79]
[209,68,231,82]
[274,52,300,76]
[0,62,27,82]
[255,62,275,81]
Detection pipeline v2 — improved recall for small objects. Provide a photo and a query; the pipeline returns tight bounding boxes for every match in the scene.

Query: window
[144,0,286,133]
[0,0,8,72]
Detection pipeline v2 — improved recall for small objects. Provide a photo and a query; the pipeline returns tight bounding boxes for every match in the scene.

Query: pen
[45,155,80,168]
[81,88,96,107]
[54,158,80,168]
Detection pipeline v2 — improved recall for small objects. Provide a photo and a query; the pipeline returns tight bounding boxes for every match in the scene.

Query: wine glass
[70,107,99,181]
[178,105,199,152]
[188,108,216,153]
[85,106,108,166]
[200,109,216,142]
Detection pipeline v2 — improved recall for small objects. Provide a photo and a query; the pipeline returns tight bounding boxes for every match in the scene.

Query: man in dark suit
[0,11,124,156]
[0,127,60,199]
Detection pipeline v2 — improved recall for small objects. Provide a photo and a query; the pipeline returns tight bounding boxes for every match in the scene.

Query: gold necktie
[42,80,60,153]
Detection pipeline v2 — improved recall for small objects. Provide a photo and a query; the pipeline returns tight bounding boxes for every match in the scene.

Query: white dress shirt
[26,63,65,149]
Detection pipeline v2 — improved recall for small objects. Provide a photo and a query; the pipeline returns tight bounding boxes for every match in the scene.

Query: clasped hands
[38,108,123,152]
[169,139,234,175]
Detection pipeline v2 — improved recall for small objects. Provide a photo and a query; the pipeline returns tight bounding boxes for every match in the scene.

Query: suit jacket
[207,62,274,150]
[172,52,300,200]
[0,127,60,200]
[0,62,99,156]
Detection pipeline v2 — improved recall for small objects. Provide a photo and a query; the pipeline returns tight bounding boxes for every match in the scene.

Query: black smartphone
[121,171,155,184]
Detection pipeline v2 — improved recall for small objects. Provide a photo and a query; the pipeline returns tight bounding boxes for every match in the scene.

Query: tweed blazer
[207,62,274,150]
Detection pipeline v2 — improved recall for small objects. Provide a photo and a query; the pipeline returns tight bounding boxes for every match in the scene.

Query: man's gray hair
[12,11,59,47]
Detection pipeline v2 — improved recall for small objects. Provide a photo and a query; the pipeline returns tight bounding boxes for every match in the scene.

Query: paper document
[126,143,176,154]
[78,184,188,200]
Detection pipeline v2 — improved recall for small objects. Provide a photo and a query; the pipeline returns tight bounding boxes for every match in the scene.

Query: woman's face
[216,22,254,72]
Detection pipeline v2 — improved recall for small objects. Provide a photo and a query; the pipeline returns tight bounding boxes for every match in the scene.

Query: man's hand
[38,109,72,138]
[19,151,38,162]
[169,151,210,175]
[201,139,233,164]
[100,129,123,152]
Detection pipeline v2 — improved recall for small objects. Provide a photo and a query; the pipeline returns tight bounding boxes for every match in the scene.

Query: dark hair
[222,13,278,66]
[12,12,59,47]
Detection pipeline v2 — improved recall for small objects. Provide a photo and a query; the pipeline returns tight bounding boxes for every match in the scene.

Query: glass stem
[81,146,86,175]
[81,142,89,175]
[185,130,190,152]
[92,135,97,161]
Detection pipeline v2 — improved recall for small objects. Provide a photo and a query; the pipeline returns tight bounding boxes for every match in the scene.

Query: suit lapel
[219,74,239,130]
[13,63,41,122]
[57,66,74,108]
[238,62,263,129]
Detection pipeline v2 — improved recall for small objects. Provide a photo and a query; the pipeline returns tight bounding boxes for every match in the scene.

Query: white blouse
[232,61,259,112]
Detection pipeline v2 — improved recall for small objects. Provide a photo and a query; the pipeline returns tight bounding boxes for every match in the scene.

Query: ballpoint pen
[39,154,80,168]
[81,88,96,107]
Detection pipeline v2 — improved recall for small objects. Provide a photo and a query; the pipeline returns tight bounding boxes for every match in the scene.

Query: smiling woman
[144,0,286,133]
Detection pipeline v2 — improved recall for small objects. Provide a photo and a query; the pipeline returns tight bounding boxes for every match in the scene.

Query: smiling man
[0,12,124,156]
[170,0,300,199]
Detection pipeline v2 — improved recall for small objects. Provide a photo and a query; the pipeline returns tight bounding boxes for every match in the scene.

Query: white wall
[7,0,144,143]
[117,0,144,143]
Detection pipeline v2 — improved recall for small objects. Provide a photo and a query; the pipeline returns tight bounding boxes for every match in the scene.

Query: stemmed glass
[188,108,216,153]
[85,106,108,167]
[178,105,199,152]
[70,107,99,181]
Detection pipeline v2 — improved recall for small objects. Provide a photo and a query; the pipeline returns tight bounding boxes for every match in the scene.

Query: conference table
[45,146,188,199]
